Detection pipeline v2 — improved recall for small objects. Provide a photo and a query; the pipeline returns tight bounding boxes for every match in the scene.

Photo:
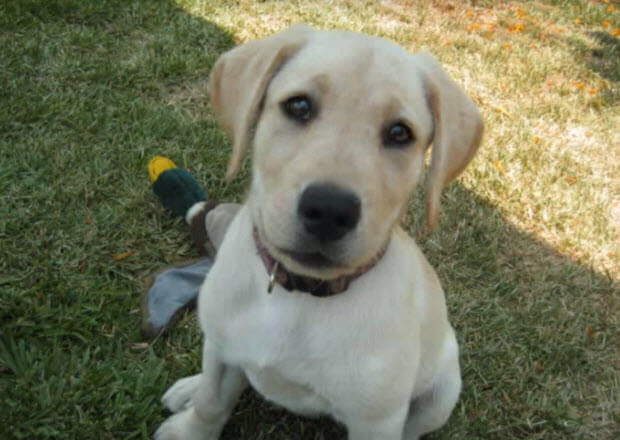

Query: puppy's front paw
[154,415,183,440]
[155,408,218,440]
[162,374,201,413]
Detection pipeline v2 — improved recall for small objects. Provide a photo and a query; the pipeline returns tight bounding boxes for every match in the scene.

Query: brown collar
[253,228,387,297]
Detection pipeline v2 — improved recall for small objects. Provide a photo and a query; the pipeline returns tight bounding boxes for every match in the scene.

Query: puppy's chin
[279,248,334,269]
[271,247,353,280]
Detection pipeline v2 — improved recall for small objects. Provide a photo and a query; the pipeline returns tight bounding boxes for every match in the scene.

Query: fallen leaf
[585,326,595,338]
[467,23,480,32]
[509,23,525,33]
[492,105,513,118]
[534,362,544,374]
[112,251,132,261]
[493,160,506,173]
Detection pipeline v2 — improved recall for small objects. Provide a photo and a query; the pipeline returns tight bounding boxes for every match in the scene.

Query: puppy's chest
[243,363,331,416]
[205,293,336,415]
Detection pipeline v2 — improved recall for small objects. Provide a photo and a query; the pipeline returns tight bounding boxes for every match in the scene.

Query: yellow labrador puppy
[156,25,482,440]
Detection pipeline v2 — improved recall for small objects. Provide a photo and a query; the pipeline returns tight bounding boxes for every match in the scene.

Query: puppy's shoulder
[392,228,443,294]
[389,228,449,330]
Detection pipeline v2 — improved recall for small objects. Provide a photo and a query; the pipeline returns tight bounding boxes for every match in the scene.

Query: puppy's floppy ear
[208,24,313,179]
[415,53,483,231]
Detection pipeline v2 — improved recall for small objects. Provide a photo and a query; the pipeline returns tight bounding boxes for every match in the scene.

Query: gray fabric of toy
[142,259,211,339]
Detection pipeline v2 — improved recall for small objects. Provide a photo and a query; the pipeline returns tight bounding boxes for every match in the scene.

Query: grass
[0,0,618,438]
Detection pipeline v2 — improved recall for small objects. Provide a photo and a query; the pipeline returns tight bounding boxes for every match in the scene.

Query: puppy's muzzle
[297,183,361,243]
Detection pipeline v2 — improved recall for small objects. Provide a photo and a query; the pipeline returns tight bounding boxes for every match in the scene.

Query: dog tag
[267,261,279,293]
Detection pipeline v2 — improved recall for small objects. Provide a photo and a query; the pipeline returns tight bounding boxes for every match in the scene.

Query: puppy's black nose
[298,184,361,242]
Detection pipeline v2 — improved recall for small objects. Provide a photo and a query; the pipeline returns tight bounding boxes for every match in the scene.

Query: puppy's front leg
[155,339,247,440]
[345,405,409,440]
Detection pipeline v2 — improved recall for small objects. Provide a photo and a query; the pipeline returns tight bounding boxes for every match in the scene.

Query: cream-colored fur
[156,25,482,440]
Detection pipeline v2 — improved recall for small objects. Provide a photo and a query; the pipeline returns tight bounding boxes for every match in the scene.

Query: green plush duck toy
[148,156,207,219]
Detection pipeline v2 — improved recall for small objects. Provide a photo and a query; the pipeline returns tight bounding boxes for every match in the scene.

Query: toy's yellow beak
[148,156,177,183]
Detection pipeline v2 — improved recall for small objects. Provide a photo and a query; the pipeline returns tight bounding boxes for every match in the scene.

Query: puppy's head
[209,25,482,279]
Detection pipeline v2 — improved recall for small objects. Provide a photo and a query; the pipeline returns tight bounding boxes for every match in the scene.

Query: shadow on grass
[562,29,619,105]
[1,1,617,439]
[586,31,620,83]
[414,182,618,438]
[582,30,620,105]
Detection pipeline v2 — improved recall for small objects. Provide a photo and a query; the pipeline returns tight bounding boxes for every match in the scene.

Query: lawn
[1,0,618,439]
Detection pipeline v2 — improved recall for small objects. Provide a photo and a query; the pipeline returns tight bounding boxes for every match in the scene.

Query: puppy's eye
[383,122,415,147]
[281,96,314,123]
